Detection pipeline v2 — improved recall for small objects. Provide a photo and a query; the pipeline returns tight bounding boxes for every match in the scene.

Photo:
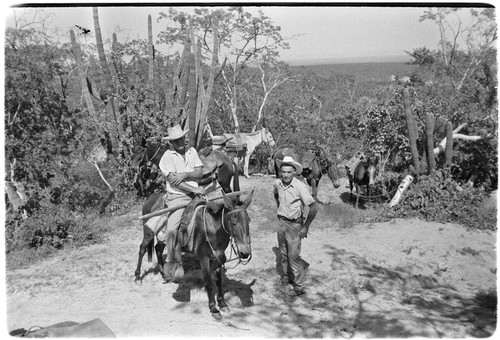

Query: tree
[419,7,497,94]
[5,9,82,215]
[158,7,289,133]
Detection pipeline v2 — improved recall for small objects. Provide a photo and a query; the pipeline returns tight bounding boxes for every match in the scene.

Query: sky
[4,2,493,64]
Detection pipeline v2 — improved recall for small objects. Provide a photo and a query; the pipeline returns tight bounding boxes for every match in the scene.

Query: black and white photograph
[3,2,497,338]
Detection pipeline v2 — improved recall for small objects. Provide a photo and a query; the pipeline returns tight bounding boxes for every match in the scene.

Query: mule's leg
[311,178,318,201]
[244,155,250,178]
[215,266,229,312]
[134,227,155,286]
[155,240,166,278]
[200,256,221,319]
[355,184,360,208]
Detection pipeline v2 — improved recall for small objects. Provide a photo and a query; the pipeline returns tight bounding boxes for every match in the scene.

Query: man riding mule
[154,124,206,283]
[135,139,255,319]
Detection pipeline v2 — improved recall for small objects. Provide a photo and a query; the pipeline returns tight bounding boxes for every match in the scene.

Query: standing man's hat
[276,156,303,174]
[163,124,189,141]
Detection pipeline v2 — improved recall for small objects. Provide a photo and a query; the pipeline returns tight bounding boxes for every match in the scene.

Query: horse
[214,126,276,178]
[272,147,341,202]
[345,157,378,208]
[131,142,236,195]
[134,161,254,320]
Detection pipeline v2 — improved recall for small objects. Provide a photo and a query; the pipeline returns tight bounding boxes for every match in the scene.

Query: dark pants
[277,216,305,289]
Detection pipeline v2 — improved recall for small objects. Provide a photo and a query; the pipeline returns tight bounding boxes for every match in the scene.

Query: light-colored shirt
[274,177,315,220]
[159,147,203,195]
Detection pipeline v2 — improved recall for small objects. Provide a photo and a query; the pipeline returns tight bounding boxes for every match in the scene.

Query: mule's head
[262,127,276,148]
[327,162,341,188]
[222,190,254,259]
[318,148,341,188]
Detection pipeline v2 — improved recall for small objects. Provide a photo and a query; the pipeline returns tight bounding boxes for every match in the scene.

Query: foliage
[5,204,106,254]
[387,169,496,230]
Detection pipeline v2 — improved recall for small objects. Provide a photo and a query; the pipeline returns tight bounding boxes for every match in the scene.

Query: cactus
[403,88,420,174]
[70,30,100,134]
[445,121,454,167]
[92,7,129,159]
[197,16,219,149]
[187,49,197,148]
[425,112,436,174]
[147,15,154,85]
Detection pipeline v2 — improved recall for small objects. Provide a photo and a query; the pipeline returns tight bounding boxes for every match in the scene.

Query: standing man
[273,156,318,297]
[158,124,205,282]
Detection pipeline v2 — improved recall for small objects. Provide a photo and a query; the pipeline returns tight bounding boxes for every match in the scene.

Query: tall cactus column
[425,112,436,174]
[403,88,420,175]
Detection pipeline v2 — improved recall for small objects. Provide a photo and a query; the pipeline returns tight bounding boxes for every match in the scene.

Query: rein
[147,144,163,165]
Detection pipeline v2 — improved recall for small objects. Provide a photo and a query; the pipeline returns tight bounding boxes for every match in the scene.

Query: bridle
[203,206,252,269]
[262,128,274,145]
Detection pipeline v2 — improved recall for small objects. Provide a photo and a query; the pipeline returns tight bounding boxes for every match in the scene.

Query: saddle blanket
[179,204,206,252]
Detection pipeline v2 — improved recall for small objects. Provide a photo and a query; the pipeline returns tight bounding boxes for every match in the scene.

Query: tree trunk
[445,121,454,167]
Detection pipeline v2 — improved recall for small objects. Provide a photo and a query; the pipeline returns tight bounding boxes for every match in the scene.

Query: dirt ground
[4,175,498,338]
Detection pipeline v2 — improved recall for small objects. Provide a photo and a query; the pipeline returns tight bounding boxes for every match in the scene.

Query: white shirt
[159,147,203,195]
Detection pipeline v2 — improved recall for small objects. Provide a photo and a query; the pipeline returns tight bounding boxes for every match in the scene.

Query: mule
[214,126,276,178]
[131,142,236,195]
[272,147,341,202]
[134,163,254,320]
[346,157,378,208]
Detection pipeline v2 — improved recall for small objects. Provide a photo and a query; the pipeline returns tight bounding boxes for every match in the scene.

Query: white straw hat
[276,156,303,173]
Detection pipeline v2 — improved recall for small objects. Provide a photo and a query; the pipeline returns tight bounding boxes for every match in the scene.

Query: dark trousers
[277,216,305,289]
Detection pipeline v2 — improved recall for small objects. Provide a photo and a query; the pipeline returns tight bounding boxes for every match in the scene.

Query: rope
[352,187,398,199]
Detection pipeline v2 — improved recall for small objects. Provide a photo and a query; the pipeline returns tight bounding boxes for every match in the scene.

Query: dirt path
[5,176,497,337]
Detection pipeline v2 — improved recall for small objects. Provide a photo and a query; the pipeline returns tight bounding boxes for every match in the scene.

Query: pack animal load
[223,133,247,158]
[345,151,366,177]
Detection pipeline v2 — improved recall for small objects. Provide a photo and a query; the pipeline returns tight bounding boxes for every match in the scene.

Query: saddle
[345,151,365,177]
[199,150,226,176]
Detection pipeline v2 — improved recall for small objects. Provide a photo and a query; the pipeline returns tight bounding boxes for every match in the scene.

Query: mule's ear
[242,190,254,209]
[262,117,267,128]
[222,191,235,211]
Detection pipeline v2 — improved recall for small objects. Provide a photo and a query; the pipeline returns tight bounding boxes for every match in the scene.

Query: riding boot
[163,261,177,282]
[172,263,184,283]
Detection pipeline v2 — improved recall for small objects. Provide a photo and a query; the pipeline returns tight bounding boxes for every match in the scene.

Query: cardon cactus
[403,88,420,175]
[445,121,453,167]
[425,112,436,174]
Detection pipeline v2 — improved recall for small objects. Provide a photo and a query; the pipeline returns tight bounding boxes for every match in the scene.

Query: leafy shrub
[387,169,496,230]
[5,204,105,254]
